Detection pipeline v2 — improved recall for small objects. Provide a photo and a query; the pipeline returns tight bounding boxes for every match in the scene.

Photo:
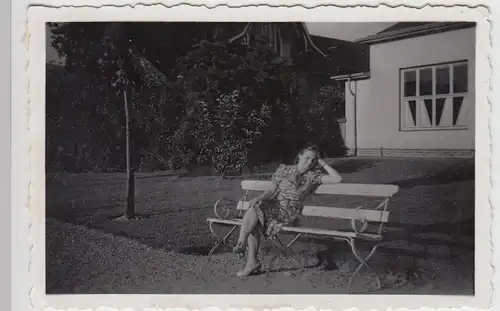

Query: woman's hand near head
[318,159,342,184]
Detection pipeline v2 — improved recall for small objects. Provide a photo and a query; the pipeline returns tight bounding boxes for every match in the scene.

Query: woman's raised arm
[318,159,342,184]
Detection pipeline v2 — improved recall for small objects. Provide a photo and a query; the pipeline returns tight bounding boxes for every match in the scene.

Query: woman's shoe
[236,263,262,277]
[232,241,246,254]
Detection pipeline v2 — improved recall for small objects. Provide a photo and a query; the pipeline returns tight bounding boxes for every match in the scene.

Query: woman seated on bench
[233,144,342,277]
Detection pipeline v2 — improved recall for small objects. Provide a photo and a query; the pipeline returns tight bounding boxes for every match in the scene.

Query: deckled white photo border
[25,3,492,311]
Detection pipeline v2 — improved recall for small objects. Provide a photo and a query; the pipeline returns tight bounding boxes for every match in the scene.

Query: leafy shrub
[166,41,295,175]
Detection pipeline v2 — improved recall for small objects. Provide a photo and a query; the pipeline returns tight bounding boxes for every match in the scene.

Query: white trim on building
[336,23,476,158]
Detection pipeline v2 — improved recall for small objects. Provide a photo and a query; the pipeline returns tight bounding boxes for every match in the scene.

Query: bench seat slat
[236,202,390,223]
[207,218,242,226]
[303,205,389,223]
[315,183,399,197]
[206,218,382,241]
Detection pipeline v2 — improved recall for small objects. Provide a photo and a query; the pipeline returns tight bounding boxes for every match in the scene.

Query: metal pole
[124,88,135,219]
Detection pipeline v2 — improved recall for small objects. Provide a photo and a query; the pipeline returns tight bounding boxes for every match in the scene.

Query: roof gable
[355,22,476,45]
[377,22,431,34]
[306,35,370,75]
[309,35,350,51]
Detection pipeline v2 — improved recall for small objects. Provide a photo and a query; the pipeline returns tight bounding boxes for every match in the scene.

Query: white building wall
[344,79,370,154]
[346,27,475,156]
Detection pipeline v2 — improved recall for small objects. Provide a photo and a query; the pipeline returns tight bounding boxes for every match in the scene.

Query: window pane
[418,99,432,127]
[419,68,433,95]
[436,98,446,126]
[453,63,468,93]
[425,99,433,125]
[453,96,464,125]
[404,71,416,97]
[406,100,417,127]
[436,66,450,94]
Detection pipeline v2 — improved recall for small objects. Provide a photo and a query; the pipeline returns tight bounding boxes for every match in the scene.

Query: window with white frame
[400,61,468,130]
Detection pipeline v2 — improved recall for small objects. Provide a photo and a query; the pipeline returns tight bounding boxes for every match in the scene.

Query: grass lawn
[46,157,475,294]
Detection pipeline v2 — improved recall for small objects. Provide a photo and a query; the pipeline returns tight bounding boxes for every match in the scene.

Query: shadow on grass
[330,159,381,174]
[265,263,321,274]
[47,201,213,223]
[87,224,178,251]
[91,213,473,258]
[389,162,474,189]
[102,205,213,219]
[385,217,474,237]
[46,203,121,223]
[178,244,220,256]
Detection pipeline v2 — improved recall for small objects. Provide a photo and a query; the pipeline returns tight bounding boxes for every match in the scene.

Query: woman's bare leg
[246,228,261,266]
[237,227,262,276]
[236,207,258,248]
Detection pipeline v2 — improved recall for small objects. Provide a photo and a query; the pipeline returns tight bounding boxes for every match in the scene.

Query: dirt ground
[45,157,475,294]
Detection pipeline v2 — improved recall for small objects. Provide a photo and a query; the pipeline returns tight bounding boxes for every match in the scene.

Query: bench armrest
[350,206,369,234]
[213,197,245,220]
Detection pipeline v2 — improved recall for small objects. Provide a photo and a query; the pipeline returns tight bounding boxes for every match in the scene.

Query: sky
[46,28,63,64]
[46,22,395,64]
[306,22,395,41]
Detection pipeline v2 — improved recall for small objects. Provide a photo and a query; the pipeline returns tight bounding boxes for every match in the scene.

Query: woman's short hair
[300,143,320,156]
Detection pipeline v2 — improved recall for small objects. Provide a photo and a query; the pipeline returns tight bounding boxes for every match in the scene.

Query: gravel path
[46,217,474,295]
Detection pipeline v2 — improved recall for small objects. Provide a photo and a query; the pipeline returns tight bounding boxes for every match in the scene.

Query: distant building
[228,22,368,74]
[231,22,369,156]
[331,22,476,157]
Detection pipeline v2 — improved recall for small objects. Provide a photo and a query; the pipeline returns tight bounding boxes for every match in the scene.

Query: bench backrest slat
[302,205,389,223]
[241,180,399,197]
[236,201,390,223]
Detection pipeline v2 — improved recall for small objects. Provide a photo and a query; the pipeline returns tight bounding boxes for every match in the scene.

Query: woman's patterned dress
[253,164,324,237]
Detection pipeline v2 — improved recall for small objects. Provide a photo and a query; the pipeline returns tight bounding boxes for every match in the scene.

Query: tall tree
[50,22,171,219]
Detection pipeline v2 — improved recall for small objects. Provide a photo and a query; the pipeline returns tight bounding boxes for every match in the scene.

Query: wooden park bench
[206,179,400,293]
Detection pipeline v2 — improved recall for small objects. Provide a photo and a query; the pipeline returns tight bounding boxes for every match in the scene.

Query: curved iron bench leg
[201,224,239,275]
[266,254,279,278]
[266,235,304,274]
[347,239,381,293]
[199,239,224,276]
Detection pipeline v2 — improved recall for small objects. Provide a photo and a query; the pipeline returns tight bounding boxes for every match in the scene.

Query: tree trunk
[124,88,135,219]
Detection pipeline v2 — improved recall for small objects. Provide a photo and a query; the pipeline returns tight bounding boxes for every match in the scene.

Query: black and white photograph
[31,4,491,309]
